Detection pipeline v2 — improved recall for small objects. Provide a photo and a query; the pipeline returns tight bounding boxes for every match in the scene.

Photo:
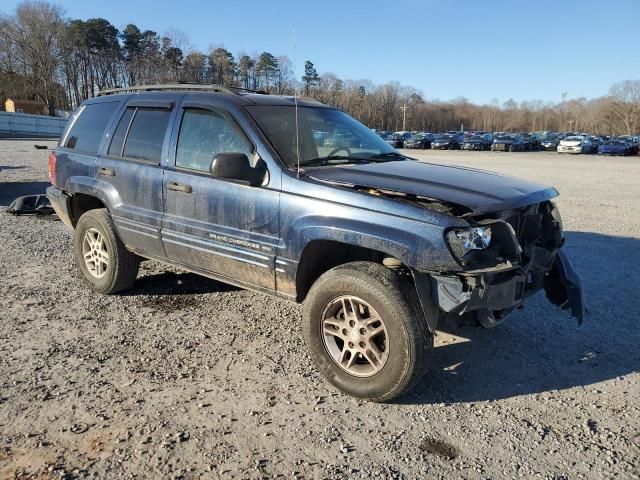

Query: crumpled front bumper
[412,248,585,331]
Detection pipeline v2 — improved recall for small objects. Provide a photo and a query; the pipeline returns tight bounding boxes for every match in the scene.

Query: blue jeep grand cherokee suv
[47,84,584,402]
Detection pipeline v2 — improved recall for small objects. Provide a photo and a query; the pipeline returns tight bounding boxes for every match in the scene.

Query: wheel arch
[65,176,121,227]
[294,239,401,302]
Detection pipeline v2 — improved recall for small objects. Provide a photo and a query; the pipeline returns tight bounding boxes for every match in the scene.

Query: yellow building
[4,98,47,115]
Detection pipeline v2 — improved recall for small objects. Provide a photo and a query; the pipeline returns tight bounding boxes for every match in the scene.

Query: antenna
[292,24,301,178]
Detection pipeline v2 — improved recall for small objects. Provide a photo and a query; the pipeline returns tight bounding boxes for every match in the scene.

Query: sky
[2,0,639,104]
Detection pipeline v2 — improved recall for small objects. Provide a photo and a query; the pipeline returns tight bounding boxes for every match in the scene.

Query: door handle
[98,167,115,177]
[167,181,192,193]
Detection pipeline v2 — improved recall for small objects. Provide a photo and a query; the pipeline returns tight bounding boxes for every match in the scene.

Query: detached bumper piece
[543,249,586,324]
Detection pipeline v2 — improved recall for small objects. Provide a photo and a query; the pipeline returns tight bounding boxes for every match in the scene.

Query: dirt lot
[1,140,639,479]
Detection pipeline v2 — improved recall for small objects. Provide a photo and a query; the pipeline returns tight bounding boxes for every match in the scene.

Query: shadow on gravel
[127,272,240,313]
[125,271,239,296]
[403,231,640,405]
[0,181,50,207]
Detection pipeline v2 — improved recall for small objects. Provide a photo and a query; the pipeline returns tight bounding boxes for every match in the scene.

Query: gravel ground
[1,140,639,479]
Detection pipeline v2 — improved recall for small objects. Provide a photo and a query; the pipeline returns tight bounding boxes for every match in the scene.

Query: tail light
[48,152,57,185]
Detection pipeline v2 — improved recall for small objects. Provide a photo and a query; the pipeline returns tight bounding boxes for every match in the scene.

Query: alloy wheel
[321,295,389,377]
[81,228,109,279]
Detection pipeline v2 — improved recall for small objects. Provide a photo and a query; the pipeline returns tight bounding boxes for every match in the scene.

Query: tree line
[1,1,639,135]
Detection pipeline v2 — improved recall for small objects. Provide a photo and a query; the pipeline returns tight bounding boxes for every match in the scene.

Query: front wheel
[302,262,431,402]
[73,209,140,294]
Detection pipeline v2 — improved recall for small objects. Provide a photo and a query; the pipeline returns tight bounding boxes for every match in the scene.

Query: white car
[557,136,591,154]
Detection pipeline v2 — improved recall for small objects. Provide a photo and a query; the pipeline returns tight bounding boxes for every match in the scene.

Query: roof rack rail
[97,83,269,97]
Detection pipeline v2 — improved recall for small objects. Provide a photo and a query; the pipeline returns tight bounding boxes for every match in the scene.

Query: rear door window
[122,108,172,163]
[63,102,120,154]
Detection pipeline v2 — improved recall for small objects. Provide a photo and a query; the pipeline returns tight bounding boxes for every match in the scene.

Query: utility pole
[401,104,408,131]
[561,92,567,132]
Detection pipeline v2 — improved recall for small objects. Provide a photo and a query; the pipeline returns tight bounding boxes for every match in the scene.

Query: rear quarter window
[63,102,120,154]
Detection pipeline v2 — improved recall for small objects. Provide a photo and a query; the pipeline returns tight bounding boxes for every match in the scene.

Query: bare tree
[606,80,640,135]
[4,1,65,114]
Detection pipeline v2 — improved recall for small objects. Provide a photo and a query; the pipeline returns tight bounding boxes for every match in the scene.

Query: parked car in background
[461,133,493,151]
[520,133,535,151]
[403,133,434,149]
[431,133,462,150]
[492,134,525,152]
[557,136,591,154]
[616,136,639,155]
[540,134,562,151]
[530,133,543,150]
[385,132,412,148]
[597,139,635,156]
[587,136,603,153]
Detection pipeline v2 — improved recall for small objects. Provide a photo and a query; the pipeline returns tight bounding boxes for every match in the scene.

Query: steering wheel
[326,147,352,157]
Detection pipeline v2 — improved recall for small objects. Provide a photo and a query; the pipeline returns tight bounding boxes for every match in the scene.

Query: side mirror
[209,153,265,186]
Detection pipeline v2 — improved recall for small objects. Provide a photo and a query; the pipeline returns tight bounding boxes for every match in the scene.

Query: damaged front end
[414,201,585,329]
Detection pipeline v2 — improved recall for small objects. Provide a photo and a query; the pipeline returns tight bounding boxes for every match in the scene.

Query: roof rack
[97,83,269,97]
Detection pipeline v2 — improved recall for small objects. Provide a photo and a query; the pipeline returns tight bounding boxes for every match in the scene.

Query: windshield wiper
[368,152,406,161]
[299,156,372,167]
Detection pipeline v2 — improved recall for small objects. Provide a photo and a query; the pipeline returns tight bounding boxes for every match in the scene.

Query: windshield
[496,135,515,141]
[434,134,453,141]
[564,136,583,142]
[247,106,398,168]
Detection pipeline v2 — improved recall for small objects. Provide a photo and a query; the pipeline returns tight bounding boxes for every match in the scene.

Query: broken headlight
[446,226,492,259]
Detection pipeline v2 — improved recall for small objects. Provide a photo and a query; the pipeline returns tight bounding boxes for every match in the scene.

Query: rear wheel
[73,209,139,294]
[302,262,432,402]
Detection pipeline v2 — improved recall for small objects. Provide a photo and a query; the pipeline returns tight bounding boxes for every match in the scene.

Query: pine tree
[302,60,319,96]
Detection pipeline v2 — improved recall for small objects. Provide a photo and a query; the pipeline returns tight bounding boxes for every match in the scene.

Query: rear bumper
[46,186,73,229]
[412,247,585,331]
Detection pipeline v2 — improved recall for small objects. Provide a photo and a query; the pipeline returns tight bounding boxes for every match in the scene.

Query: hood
[560,140,582,146]
[306,159,558,215]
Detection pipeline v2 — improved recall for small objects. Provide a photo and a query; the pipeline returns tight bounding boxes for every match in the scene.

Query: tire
[302,261,432,402]
[73,208,140,294]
